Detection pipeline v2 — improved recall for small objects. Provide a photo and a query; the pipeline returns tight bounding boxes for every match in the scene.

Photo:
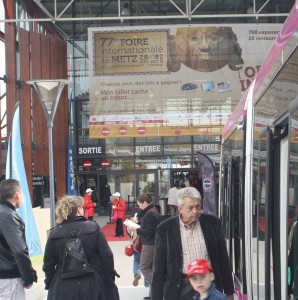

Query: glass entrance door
[100,170,158,213]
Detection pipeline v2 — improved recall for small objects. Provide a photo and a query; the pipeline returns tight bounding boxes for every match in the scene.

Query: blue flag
[6,103,43,265]
[67,131,77,195]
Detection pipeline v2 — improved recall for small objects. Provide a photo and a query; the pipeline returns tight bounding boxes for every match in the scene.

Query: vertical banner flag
[67,131,77,195]
[6,103,43,265]
[197,151,217,216]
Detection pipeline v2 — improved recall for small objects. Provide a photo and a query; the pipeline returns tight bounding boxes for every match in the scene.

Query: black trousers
[115,218,124,236]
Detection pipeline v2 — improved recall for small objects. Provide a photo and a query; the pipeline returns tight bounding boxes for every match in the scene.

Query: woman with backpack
[43,195,119,300]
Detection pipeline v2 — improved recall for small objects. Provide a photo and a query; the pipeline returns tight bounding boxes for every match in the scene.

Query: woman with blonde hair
[43,195,119,300]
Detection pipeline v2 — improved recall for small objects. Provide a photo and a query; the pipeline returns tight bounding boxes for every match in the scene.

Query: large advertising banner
[88,25,280,139]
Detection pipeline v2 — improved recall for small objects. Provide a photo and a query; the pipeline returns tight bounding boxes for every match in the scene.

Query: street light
[27,79,69,227]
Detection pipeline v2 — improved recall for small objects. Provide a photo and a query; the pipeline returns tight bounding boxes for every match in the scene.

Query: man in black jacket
[151,187,234,300]
[0,179,37,299]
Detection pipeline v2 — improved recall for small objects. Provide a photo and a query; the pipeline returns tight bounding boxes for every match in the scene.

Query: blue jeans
[133,251,149,287]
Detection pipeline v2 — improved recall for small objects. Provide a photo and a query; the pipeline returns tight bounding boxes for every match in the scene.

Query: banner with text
[88,25,281,138]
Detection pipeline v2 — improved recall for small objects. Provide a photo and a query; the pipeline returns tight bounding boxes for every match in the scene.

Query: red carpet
[101,223,130,242]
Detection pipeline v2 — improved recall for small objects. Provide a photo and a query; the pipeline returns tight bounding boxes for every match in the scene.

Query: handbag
[132,235,142,253]
[111,211,118,222]
[124,244,134,256]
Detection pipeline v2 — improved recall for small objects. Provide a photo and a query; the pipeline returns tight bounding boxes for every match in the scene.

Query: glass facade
[66,28,226,213]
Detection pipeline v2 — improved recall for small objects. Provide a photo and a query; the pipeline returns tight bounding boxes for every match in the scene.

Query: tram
[219,3,298,299]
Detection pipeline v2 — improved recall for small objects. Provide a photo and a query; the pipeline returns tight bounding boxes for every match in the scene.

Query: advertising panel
[88,25,281,139]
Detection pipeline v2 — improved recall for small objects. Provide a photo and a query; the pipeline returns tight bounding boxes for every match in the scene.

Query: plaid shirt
[179,217,209,273]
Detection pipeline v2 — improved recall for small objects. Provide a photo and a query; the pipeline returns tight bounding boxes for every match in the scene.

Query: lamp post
[27,79,69,227]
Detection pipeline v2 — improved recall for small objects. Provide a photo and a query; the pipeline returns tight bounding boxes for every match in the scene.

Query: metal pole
[26,80,68,227]
[48,122,56,227]
[107,202,113,224]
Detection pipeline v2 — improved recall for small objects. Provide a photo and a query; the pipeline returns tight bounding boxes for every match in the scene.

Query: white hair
[176,187,202,207]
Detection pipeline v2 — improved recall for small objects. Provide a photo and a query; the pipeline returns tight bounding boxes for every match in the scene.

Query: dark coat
[43,216,119,300]
[137,204,160,246]
[151,214,234,300]
[0,200,37,285]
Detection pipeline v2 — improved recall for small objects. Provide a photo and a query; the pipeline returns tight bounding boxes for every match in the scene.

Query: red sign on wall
[83,160,92,171]
[101,159,110,169]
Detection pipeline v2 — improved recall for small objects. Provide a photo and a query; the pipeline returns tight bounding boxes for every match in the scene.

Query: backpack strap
[77,220,89,237]
[59,220,89,238]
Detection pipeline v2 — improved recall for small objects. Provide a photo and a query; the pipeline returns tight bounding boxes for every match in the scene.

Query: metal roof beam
[32,0,55,20]
[0,12,289,23]
[57,0,75,19]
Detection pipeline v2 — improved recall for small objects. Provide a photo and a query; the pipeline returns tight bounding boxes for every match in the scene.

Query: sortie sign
[101,159,110,169]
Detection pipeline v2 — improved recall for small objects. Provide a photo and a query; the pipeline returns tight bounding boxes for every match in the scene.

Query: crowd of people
[0,179,234,300]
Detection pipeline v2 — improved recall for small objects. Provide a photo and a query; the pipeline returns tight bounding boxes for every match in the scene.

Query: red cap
[187,259,213,277]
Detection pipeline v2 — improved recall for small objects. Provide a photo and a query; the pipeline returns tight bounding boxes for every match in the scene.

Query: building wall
[5,24,68,204]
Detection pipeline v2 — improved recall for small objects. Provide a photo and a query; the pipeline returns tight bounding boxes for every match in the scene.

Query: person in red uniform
[112,192,126,237]
[83,188,96,221]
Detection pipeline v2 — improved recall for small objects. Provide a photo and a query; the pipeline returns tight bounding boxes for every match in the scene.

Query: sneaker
[133,274,141,286]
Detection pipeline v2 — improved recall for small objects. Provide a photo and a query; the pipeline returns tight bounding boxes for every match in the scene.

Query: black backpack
[60,221,94,279]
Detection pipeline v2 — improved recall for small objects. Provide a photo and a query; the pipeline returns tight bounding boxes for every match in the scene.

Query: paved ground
[25,215,150,300]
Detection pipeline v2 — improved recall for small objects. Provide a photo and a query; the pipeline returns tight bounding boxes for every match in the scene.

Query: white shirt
[179,218,209,273]
[167,187,179,206]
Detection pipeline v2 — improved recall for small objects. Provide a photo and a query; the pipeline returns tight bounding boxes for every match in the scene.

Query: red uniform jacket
[112,198,126,219]
[83,194,95,217]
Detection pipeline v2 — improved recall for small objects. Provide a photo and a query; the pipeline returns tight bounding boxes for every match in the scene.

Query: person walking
[112,192,126,237]
[43,195,119,300]
[128,193,160,300]
[0,179,37,299]
[151,187,234,300]
[83,188,96,220]
[167,180,180,216]
[126,208,150,287]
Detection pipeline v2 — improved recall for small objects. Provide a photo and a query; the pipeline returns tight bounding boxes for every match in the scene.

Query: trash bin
[159,198,168,216]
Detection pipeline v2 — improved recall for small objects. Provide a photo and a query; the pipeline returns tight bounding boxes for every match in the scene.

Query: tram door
[254,117,293,300]
[253,126,275,300]
[287,106,298,300]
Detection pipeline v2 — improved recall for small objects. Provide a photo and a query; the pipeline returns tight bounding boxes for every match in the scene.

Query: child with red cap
[187,259,228,300]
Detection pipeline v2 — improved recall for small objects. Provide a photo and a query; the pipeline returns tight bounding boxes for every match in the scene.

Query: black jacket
[43,216,119,300]
[0,200,37,285]
[137,204,160,245]
[151,214,234,300]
